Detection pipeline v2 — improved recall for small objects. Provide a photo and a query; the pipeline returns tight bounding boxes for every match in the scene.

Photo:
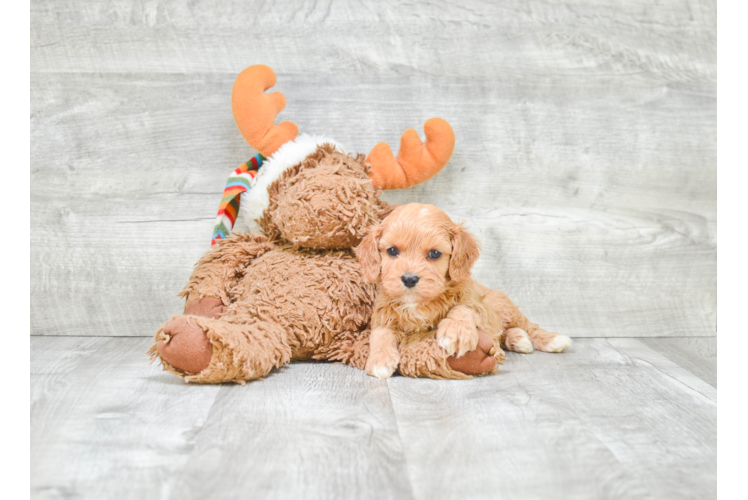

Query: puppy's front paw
[436,318,479,357]
[366,351,400,379]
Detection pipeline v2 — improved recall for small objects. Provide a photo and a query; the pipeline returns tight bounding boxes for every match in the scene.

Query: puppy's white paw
[504,327,534,354]
[436,318,479,357]
[437,335,452,352]
[371,363,396,379]
[365,352,399,379]
[514,336,534,354]
[542,334,573,353]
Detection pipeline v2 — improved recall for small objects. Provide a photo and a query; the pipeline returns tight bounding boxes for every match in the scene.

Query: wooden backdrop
[30,0,716,338]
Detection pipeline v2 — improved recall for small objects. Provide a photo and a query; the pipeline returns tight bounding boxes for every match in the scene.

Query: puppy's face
[356,203,480,304]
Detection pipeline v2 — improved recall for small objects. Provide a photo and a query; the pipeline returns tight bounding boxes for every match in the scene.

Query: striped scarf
[211,153,265,245]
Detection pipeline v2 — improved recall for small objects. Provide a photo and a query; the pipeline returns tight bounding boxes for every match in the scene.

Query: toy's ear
[378,203,401,221]
[356,223,385,283]
[367,118,455,190]
[448,223,480,283]
[232,65,299,158]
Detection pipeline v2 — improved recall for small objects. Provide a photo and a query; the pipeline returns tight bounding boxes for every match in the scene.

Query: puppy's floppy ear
[356,223,384,282]
[448,223,480,282]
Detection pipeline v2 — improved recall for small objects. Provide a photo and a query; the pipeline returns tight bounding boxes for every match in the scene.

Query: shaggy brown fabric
[190,316,291,384]
[179,233,275,305]
[312,328,371,370]
[397,329,471,379]
[151,315,292,384]
[219,244,376,355]
[259,144,385,249]
[151,232,378,383]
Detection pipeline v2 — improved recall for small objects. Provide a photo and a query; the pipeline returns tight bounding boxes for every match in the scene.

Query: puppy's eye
[428,250,442,260]
[386,247,399,257]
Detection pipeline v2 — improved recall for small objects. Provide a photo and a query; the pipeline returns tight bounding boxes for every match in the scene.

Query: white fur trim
[233,134,344,234]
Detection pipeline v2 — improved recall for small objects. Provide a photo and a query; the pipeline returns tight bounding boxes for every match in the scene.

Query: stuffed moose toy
[149,65,498,383]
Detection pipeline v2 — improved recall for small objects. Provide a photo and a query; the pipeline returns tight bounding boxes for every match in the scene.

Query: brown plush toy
[148,65,496,383]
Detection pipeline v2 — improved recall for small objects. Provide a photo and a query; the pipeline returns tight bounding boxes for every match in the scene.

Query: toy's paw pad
[158,317,213,374]
[504,327,534,354]
[184,297,227,319]
[436,317,479,357]
[366,351,399,379]
[448,331,497,375]
[537,334,573,353]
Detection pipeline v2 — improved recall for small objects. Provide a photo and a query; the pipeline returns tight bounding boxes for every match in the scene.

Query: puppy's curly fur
[356,203,572,379]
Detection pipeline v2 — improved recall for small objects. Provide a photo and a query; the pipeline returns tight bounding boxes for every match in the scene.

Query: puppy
[356,203,572,379]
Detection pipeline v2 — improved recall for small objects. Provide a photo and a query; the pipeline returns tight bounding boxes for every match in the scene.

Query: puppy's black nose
[401,274,419,288]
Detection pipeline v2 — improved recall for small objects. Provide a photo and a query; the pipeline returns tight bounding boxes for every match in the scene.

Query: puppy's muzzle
[401,273,419,288]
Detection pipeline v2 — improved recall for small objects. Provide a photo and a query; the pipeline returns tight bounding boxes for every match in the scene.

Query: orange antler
[231,65,299,158]
[367,118,455,190]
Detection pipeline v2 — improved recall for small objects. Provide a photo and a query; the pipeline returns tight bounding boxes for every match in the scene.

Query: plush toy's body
[149,65,495,383]
[161,237,373,384]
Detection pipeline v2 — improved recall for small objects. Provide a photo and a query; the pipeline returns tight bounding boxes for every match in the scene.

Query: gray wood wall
[31,0,716,337]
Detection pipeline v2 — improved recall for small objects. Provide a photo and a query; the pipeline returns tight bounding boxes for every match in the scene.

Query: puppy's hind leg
[477,284,572,353]
[514,312,572,353]
[527,327,573,353]
[503,327,534,354]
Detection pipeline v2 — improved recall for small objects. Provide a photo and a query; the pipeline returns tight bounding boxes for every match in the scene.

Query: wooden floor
[31,336,716,499]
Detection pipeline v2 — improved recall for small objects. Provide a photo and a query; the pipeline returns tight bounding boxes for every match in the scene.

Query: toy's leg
[312,329,371,370]
[478,284,572,353]
[397,330,502,379]
[149,315,291,384]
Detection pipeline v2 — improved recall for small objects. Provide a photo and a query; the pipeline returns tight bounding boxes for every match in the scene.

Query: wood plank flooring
[31,336,716,500]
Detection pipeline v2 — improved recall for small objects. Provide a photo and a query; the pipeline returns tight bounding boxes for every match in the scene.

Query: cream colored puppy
[356,203,572,379]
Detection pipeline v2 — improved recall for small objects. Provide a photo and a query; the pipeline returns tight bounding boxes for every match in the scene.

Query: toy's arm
[178,233,274,312]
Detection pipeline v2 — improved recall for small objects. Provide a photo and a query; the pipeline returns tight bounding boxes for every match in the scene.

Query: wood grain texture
[169,364,412,500]
[31,0,716,77]
[31,336,717,499]
[30,0,716,337]
[640,336,717,387]
[31,337,412,500]
[31,336,223,500]
[387,338,716,500]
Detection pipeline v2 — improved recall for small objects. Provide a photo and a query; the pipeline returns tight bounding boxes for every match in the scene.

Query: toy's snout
[270,169,382,250]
